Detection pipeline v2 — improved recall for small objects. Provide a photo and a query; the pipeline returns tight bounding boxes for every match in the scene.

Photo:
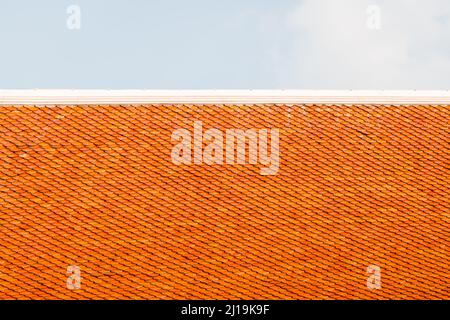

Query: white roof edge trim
[1,90,450,105]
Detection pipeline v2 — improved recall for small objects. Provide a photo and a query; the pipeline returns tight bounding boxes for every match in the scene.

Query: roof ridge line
[1,89,450,105]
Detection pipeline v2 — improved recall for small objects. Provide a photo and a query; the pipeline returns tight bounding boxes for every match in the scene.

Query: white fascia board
[0,90,450,105]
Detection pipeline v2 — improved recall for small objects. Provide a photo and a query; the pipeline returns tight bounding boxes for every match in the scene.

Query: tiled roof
[0,102,448,299]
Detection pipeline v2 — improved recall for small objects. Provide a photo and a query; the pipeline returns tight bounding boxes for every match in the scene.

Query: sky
[0,0,449,89]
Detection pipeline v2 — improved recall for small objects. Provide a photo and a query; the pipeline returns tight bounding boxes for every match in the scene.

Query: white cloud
[287,0,450,89]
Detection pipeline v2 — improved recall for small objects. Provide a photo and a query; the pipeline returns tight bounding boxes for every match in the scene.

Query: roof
[0,97,448,299]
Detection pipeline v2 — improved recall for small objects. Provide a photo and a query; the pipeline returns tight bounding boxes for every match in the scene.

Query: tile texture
[0,104,448,299]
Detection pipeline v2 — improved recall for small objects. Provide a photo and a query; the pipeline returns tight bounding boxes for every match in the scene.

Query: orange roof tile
[0,103,448,299]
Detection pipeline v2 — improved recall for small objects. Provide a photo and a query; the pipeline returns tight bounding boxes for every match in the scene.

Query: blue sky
[1,0,449,89]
